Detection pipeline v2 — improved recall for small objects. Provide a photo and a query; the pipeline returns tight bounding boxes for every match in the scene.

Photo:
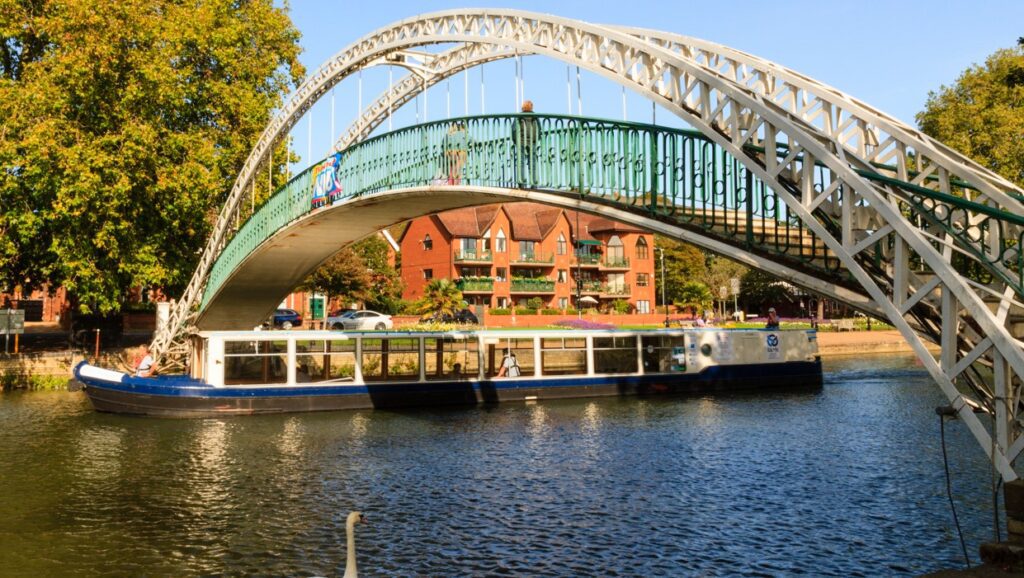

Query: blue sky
[281,1,1023,171]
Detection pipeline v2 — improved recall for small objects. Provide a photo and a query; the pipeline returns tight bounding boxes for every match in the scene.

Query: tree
[673,281,714,317]
[416,279,463,318]
[739,269,798,313]
[301,247,372,307]
[654,234,708,304]
[0,0,304,312]
[353,236,404,314]
[917,40,1024,186]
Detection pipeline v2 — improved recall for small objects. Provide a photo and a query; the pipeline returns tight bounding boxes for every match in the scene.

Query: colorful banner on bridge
[311,153,344,209]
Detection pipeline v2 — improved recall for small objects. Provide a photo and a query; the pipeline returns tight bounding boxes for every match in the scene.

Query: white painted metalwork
[153,9,1024,480]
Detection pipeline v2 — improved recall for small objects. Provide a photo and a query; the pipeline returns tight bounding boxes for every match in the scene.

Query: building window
[636,300,650,313]
[483,229,491,252]
[636,237,649,260]
[423,234,433,251]
[496,229,506,253]
[519,240,535,259]
[636,273,649,287]
[557,269,567,283]
[461,238,476,255]
[559,297,568,309]
[607,235,624,261]
[423,269,433,280]
[557,233,567,255]
[495,267,507,282]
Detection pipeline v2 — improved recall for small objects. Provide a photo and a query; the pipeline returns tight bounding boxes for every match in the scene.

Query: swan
[343,511,366,578]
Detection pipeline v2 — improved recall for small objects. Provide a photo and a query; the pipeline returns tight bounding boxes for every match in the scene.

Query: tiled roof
[434,205,500,237]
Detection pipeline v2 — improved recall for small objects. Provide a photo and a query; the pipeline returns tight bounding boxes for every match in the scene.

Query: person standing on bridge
[512,100,539,188]
[765,307,780,330]
[445,121,469,185]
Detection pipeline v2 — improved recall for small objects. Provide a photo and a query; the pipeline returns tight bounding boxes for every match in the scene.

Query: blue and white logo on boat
[766,333,781,359]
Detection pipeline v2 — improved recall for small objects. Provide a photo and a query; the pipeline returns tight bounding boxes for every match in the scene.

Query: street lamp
[658,246,668,327]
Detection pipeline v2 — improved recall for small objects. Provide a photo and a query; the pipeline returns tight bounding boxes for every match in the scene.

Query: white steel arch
[155,9,1024,480]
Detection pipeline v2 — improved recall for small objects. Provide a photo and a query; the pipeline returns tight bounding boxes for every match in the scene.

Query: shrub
[612,299,632,314]
[514,307,537,315]
[490,308,512,316]
[540,308,561,315]
[526,297,544,310]
[553,319,615,330]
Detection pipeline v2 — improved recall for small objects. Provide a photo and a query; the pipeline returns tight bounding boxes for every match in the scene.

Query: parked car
[335,310,393,331]
[326,309,357,330]
[270,308,302,329]
[420,309,479,324]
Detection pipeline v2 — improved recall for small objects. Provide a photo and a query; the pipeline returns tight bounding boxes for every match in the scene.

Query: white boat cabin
[189,329,819,388]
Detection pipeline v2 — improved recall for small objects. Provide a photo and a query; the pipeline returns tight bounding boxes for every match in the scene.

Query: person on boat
[497,350,521,378]
[765,307,780,330]
[134,344,156,377]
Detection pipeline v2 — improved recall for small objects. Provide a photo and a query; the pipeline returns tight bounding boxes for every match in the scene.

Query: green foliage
[611,299,631,314]
[514,307,537,315]
[740,269,798,309]
[673,281,714,315]
[654,235,707,304]
[0,0,304,312]
[1,372,69,391]
[354,236,403,314]
[540,308,561,315]
[489,308,512,316]
[526,297,544,310]
[917,41,1024,187]
[415,279,463,317]
[302,247,372,305]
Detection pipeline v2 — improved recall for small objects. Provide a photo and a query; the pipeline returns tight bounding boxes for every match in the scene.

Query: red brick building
[398,203,657,313]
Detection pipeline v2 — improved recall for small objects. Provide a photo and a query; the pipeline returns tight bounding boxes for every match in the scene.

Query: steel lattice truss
[152,9,1024,480]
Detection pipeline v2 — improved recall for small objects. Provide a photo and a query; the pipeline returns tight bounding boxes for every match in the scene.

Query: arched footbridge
[152,10,1024,481]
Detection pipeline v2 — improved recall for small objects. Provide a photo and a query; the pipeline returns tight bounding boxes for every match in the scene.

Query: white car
[325,309,356,330]
[334,310,393,331]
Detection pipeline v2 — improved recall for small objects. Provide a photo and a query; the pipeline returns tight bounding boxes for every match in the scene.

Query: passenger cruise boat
[74,328,822,417]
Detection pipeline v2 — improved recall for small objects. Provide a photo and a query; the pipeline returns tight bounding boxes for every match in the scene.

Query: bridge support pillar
[979,481,1024,569]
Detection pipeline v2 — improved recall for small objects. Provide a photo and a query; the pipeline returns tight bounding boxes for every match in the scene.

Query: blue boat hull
[75,360,823,418]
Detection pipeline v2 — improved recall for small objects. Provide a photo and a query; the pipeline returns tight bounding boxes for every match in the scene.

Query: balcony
[600,256,630,270]
[454,251,492,264]
[455,277,494,293]
[600,283,631,297]
[510,278,556,294]
[572,253,602,268]
[510,252,554,267]
[577,280,603,294]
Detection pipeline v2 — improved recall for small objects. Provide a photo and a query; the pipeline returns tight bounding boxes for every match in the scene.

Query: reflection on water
[0,354,1006,576]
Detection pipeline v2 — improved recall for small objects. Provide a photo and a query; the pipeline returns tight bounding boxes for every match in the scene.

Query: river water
[0,354,1003,576]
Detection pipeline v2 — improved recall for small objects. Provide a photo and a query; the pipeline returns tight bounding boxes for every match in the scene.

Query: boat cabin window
[295,339,356,383]
[362,338,419,382]
[540,337,587,376]
[486,338,535,377]
[424,338,479,380]
[224,339,288,385]
[593,336,639,374]
[641,335,686,373]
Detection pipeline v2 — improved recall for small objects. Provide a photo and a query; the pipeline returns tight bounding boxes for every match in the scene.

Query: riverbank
[816,330,941,357]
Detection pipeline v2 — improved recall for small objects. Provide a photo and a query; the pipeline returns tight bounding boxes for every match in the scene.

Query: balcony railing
[601,283,631,297]
[511,252,554,266]
[577,280,603,294]
[454,251,493,264]
[573,253,602,266]
[600,256,630,269]
[510,278,556,293]
[455,277,495,292]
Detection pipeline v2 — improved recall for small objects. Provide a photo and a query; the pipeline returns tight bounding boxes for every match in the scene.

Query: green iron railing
[454,251,493,263]
[202,113,1024,309]
[578,280,603,293]
[455,277,494,292]
[601,257,630,269]
[601,283,631,297]
[511,252,554,266]
[510,278,556,293]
